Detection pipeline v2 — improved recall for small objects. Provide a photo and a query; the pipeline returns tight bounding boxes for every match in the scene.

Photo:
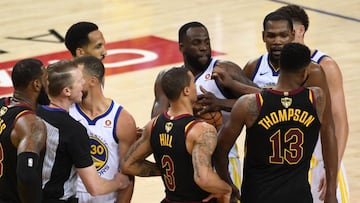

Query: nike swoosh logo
[259,72,268,76]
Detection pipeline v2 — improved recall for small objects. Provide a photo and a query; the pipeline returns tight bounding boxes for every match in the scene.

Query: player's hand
[114,171,130,190]
[202,192,230,203]
[318,174,327,200]
[212,67,235,88]
[197,86,221,114]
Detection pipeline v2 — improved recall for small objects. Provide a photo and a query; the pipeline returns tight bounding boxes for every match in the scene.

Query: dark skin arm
[151,70,169,118]
[12,113,47,203]
[242,58,259,80]
[305,63,338,202]
[214,94,259,203]
[196,60,259,114]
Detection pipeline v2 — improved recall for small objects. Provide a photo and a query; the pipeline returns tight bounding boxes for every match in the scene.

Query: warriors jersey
[37,105,93,201]
[251,53,279,88]
[0,98,34,203]
[241,87,320,203]
[69,101,122,200]
[150,113,210,202]
[194,58,238,158]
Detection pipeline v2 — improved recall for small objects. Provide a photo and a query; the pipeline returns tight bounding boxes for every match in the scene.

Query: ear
[179,42,184,52]
[298,25,306,37]
[63,87,72,97]
[75,48,85,57]
[32,79,42,92]
[262,31,265,42]
[183,86,190,96]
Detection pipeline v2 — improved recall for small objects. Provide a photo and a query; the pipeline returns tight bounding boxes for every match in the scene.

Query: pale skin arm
[187,122,231,203]
[116,109,138,203]
[13,114,47,203]
[77,164,129,196]
[121,119,162,177]
[320,57,349,165]
[214,94,258,203]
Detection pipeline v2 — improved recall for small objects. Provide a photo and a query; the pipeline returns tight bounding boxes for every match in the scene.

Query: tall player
[65,22,137,203]
[215,43,337,203]
[276,5,349,202]
[151,22,258,201]
[0,59,47,203]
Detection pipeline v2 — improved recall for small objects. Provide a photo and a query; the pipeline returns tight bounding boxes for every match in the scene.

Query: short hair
[178,21,207,43]
[276,4,309,32]
[12,58,43,90]
[161,67,191,101]
[47,60,78,97]
[73,55,105,82]
[280,43,310,72]
[65,22,99,57]
[263,11,294,31]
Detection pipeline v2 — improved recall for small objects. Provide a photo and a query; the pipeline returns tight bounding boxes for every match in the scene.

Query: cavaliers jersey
[241,87,320,203]
[194,58,238,158]
[150,112,210,202]
[69,101,122,199]
[0,97,34,203]
[37,105,93,201]
[251,53,280,88]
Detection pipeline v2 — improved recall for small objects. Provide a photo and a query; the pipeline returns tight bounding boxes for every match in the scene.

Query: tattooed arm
[121,118,161,177]
[187,122,231,202]
[214,93,259,202]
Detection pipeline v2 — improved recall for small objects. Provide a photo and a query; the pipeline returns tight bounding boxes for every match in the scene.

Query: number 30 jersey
[241,87,321,203]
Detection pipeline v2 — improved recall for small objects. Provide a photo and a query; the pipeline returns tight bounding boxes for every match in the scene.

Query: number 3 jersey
[69,101,122,194]
[241,87,321,203]
[150,112,210,202]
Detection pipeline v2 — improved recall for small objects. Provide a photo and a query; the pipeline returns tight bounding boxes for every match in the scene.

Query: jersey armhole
[184,119,202,138]
[255,92,263,111]
[13,110,35,127]
[308,89,316,109]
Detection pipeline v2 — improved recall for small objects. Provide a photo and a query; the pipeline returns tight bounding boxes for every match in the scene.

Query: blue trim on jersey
[251,55,263,81]
[75,101,115,125]
[41,105,67,112]
[112,105,123,144]
[267,56,280,76]
[311,50,328,64]
[311,50,318,59]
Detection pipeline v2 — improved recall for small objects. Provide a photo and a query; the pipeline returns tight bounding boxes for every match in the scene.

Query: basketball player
[70,56,137,203]
[151,22,259,198]
[0,59,47,203]
[65,22,137,202]
[123,67,231,203]
[37,60,130,202]
[214,43,337,203]
[276,5,349,202]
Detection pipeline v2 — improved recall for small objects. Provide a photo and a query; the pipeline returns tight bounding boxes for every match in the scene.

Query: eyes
[191,39,210,46]
[265,32,290,39]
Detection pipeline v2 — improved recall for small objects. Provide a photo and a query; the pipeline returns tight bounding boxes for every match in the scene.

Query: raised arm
[13,113,47,203]
[151,70,169,118]
[187,122,231,202]
[121,119,161,177]
[116,108,138,203]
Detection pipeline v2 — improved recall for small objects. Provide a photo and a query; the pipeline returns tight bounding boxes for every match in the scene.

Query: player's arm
[242,59,258,80]
[214,94,256,202]
[12,113,46,203]
[151,70,169,118]
[321,57,349,166]
[116,108,138,203]
[122,119,161,177]
[77,164,130,196]
[308,65,338,202]
[187,122,231,201]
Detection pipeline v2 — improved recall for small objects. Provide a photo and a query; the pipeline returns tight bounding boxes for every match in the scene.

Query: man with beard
[213,11,338,202]
[0,58,47,203]
[151,21,259,201]
[65,22,137,203]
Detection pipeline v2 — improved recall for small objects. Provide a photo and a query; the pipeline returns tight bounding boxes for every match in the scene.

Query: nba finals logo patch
[165,122,173,133]
[281,97,292,108]
[89,136,108,171]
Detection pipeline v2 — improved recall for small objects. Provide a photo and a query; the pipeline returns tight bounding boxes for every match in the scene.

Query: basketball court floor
[0,0,359,202]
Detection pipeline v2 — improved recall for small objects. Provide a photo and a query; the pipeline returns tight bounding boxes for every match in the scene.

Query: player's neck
[167,101,193,117]
[79,94,111,118]
[49,97,71,112]
[12,91,36,110]
[275,76,303,92]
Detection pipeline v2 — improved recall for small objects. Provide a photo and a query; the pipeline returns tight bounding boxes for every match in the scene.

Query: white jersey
[195,58,238,158]
[251,53,279,88]
[69,101,122,201]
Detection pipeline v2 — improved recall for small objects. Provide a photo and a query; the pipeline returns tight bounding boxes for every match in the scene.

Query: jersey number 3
[161,155,176,191]
[269,128,304,164]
